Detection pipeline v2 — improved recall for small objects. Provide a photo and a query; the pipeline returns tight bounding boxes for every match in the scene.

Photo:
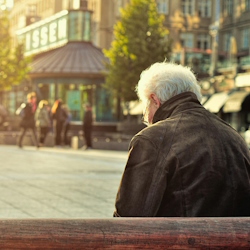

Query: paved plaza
[0,145,128,219]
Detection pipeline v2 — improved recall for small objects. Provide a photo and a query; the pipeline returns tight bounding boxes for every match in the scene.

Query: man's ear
[150,94,161,108]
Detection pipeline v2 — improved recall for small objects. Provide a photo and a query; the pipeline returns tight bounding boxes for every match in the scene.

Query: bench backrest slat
[0,218,249,249]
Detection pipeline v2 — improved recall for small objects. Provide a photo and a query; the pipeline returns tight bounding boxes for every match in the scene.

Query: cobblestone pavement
[0,145,128,219]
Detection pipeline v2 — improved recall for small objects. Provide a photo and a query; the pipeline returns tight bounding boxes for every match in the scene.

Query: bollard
[71,136,79,150]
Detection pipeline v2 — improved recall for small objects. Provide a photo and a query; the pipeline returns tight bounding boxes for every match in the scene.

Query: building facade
[202,0,250,133]
[5,0,118,123]
[3,0,250,130]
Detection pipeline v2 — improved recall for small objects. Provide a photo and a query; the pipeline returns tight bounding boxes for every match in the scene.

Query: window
[181,0,194,15]
[223,33,231,52]
[180,33,194,48]
[242,28,249,49]
[197,34,210,50]
[224,0,233,16]
[245,0,250,11]
[157,0,168,14]
[198,0,211,17]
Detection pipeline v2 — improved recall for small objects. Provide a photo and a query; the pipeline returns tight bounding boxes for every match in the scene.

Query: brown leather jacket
[114,92,250,217]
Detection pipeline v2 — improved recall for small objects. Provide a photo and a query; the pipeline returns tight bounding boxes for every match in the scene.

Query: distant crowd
[0,91,93,149]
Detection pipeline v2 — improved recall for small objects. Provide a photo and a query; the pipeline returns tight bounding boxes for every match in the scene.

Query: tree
[0,12,30,90]
[103,0,172,106]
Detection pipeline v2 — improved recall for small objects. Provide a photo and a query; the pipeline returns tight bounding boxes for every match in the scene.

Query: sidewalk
[0,145,128,218]
[0,131,131,151]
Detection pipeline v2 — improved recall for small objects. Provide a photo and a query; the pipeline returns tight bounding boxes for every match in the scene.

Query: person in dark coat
[17,92,39,148]
[51,99,67,146]
[82,103,93,150]
[113,61,250,217]
[62,105,72,146]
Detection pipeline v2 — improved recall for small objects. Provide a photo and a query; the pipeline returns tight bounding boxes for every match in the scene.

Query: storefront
[2,9,116,123]
[222,90,250,132]
[29,41,114,122]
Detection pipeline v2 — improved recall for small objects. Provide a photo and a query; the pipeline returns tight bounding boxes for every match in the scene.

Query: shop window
[197,34,210,50]
[180,33,193,48]
[181,0,195,16]
[198,0,211,17]
[95,87,113,122]
[157,0,169,14]
[67,90,81,121]
[242,28,249,49]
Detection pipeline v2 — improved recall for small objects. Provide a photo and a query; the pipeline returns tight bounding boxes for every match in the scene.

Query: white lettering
[40,26,48,46]
[49,22,57,43]
[58,18,67,39]
[32,30,39,48]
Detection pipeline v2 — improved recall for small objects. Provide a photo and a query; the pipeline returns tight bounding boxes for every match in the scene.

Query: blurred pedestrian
[35,100,51,147]
[62,105,72,147]
[51,99,67,146]
[114,61,250,217]
[17,92,39,148]
[0,104,7,126]
[46,103,53,133]
[82,103,93,150]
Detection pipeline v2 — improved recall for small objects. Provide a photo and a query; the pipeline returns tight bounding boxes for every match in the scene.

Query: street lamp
[209,21,219,78]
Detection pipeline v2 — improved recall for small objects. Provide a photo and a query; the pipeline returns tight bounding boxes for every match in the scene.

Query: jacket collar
[152,92,201,124]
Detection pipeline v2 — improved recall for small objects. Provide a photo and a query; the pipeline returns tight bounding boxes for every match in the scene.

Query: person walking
[51,99,67,147]
[82,103,93,150]
[62,105,72,147]
[114,61,250,217]
[35,100,51,147]
[17,92,39,148]
[0,104,7,127]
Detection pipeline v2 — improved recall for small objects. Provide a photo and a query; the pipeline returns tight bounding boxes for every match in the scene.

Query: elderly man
[114,62,250,217]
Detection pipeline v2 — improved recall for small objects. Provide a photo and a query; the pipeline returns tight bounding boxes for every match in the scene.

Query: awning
[201,95,209,105]
[203,92,229,113]
[235,73,250,87]
[29,42,108,78]
[223,91,250,113]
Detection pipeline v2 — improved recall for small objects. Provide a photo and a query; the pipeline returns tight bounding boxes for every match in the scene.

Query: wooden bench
[0,218,249,249]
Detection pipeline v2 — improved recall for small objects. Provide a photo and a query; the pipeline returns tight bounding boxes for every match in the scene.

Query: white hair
[136,62,202,105]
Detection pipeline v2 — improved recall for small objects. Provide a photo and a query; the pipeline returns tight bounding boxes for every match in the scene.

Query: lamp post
[209,21,219,78]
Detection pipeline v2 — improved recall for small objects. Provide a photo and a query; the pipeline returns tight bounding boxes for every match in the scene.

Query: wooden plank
[0,218,249,249]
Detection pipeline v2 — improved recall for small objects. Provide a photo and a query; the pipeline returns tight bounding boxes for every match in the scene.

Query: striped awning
[203,92,229,113]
